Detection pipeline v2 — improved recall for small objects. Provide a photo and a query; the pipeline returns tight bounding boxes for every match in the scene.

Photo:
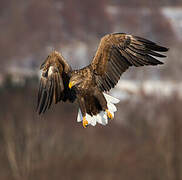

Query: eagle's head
[69,71,84,89]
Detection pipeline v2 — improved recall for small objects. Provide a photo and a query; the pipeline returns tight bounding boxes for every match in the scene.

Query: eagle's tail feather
[77,93,120,127]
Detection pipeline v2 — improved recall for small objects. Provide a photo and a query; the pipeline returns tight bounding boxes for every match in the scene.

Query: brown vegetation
[0,0,176,68]
[0,1,182,179]
[0,81,181,180]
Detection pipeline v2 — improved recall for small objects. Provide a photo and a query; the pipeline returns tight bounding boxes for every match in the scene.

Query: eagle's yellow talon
[106,109,113,119]
[83,117,88,128]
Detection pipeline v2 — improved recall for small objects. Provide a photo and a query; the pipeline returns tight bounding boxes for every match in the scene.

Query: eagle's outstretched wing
[37,51,76,114]
[91,33,168,92]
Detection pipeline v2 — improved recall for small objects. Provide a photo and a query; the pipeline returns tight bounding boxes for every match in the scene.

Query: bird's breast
[75,67,96,93]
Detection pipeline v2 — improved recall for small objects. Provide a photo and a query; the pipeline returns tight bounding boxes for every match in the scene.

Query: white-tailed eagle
[37,33,168,128]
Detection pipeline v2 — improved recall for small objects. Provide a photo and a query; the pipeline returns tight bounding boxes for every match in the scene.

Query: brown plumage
[37,33,168,127]
[37,51,76,114]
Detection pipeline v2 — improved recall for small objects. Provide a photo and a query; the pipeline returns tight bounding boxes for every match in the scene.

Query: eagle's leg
[77,96,88,128]
[106,109,113,119]
[93,89,113,119]
[82,116,88,128]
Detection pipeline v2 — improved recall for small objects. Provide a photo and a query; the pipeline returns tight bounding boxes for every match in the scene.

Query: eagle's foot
[106,109,113,119]
[82,116,88,128]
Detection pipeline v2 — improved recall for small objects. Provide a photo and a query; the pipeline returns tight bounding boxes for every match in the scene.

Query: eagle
[37,33,168,128]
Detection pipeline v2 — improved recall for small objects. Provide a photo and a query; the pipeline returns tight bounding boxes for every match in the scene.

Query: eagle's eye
[69,75,83,89]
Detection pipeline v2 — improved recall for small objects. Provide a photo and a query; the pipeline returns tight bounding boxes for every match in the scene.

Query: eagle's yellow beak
[69,81,73,89]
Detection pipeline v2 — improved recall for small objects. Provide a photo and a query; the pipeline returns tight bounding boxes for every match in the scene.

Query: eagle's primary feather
[91,33,168,92]
[37,51,76,114]
[37,33,168,127]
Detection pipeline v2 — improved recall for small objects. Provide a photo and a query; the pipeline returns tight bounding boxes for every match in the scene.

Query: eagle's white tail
[77,93,120,126]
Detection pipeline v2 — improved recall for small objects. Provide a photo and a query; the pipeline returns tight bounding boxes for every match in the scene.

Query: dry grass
[0,83,181,180]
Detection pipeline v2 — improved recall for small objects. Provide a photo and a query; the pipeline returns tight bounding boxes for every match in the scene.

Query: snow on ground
[111,80,182,100]
[162,7,182,41]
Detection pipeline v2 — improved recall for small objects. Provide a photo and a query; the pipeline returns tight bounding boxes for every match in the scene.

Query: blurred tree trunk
[171,118,181,180]
[170,100,181,180]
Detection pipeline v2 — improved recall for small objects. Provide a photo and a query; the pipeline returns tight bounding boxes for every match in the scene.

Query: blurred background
[1,0,182,179]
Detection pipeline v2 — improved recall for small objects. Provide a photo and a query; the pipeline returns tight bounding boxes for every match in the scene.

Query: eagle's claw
[83,117,88,128]
[106,109,113,119]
